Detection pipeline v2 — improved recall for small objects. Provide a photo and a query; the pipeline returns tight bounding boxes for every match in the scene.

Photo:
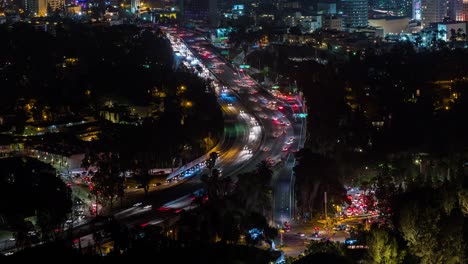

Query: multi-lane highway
[173,29,307,226]
[85,26,308,235]
[1,26,307,255]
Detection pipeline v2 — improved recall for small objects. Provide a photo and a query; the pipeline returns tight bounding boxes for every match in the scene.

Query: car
[262,147,270,152]
[310,236,322,241]
[333,224,347,231]
[282,145,290,152]
[345,238,359,245]
[297,232,305,237]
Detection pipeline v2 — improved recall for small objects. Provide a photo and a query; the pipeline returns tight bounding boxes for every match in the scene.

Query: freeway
[1,26,306,255]
[175,30,307,227]
[100,26,307,242]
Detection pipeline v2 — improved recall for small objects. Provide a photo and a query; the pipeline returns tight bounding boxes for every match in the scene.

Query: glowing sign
[414,0,421,20]
[294,113,308,118]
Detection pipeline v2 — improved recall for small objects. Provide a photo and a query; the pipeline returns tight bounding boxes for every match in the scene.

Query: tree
[395,187,465,264]
[289,26,302,36]
[36,173,72,241]
[365,225,404,264]
[304,240,345,256]
[201,168,232,202]
[206,151,219,174]
[82,151,124,213]
[374,163,399,218]
[0,157,72,244]
[131,154,154,199]
[234,161,273,216]
[458,189,468,215]
[293,149,346,220]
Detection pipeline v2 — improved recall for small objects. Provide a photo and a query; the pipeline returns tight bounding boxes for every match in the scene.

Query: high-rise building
[463,0,468,20]
[415,0,462,27]
[341,0,368,29]
[47,0,64,12]
[131,0,140,15]
[25,0,47,16]
[317,2,337,14]
[180,0,218,26]
[420,0,445,27]
[209,0,217,26]
[399,0,413,16]
[448,0,463,20]
[369,0,412,16]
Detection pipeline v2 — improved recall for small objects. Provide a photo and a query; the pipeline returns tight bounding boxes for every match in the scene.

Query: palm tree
[201,168,232,201]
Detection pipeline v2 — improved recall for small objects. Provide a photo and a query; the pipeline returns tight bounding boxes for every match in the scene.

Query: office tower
[448,0,463,20]
[25,0,47,16]
[398,0,413,16]
[370,0,412,16]
[342,0,369,29]
[317,2,337,14]
[181,0,218,26]
[463,0,468,20]
[209,0,217,26]
[415,0,462,27]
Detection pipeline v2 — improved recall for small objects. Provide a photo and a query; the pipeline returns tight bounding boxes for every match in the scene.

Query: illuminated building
[342,0,369,29]
[463,0,468,20]
[415,0,463,27]
[179,0,218,26]
[48,0,65,12]
[24,0,47,16]
[131,0,140,15]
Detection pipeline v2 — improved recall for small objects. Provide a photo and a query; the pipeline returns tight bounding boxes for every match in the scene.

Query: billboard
[414,0,421,20]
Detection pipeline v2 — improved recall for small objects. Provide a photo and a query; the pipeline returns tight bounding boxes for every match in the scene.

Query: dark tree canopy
[0,157,72,233]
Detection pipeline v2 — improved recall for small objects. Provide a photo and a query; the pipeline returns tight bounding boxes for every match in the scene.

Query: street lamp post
[324,191,328,231]
[279,229,284,247]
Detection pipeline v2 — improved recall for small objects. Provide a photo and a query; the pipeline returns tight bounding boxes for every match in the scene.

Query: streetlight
[279,229,284,247]
[415,158,422,174]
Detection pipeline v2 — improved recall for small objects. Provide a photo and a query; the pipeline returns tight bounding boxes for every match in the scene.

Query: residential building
[323,14,343,31]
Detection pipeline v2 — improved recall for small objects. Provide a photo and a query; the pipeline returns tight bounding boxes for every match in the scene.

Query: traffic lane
[274,178,293,226]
